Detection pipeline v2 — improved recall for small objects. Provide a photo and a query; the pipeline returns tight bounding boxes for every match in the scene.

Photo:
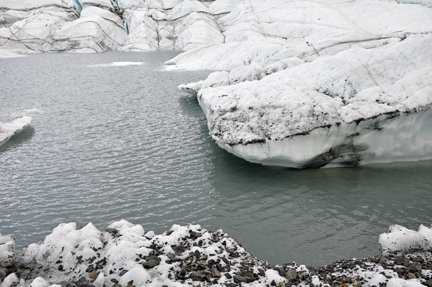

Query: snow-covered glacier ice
[1,0,432,168]
[165,0,432,168]
[190,36,432,168]
[2,0,432,53]
[0,116,32,147]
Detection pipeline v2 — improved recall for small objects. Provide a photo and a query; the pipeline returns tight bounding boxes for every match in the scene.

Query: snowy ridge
[1,222,432,287]
[0,116,32,147]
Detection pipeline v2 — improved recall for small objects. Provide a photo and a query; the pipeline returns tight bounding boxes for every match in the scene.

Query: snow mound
[379,224,432,254]
[0,116,32,147]
[2,222,432,287]
[17,220,285,286]
[0,233,15,268]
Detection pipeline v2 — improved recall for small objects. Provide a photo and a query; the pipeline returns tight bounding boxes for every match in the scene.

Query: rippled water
[1,52,432,267]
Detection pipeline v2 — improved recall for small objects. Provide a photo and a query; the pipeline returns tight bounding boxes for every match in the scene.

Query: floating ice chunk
[24,108,42,114]
[195,35,432,168]
[88,61,145,67]
[112,61,144,66]
[0,116,32,147]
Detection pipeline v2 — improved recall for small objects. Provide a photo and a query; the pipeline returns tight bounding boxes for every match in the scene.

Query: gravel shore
[1,222,431,287]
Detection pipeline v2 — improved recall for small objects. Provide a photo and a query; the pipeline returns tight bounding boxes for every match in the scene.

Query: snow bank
[0,49,25,58]
[0,116,32,147]
[379,224,432,254]
[2,222,432,287]
[14,220,279,286]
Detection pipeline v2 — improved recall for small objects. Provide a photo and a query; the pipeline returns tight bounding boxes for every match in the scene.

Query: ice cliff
[1,0,431,167]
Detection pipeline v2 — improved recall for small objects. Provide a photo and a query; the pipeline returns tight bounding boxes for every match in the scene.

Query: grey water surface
[1,52,431,267]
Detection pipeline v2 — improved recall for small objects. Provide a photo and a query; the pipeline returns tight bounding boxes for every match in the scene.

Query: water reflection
[207,148,432,265]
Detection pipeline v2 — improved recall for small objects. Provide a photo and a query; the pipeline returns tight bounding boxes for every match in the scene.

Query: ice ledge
[215,109,432,169]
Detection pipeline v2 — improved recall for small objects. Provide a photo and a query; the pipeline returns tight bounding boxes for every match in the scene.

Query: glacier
[0,117,32,147]
[1,0,432,167]
[180,35,432,168]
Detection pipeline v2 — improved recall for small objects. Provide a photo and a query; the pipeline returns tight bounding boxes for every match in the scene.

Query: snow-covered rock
[0,234,15,268]
[16,220,279,286]
[0,116,32,147]
[379,225,432,254]
[2,221,432,287]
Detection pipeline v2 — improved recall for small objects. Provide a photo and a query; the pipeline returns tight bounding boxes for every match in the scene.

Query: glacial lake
[1,51,431,267]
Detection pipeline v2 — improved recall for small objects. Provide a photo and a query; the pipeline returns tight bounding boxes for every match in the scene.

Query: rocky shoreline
[1,221,431,287]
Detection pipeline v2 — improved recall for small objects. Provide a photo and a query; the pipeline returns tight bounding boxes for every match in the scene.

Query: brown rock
[90,270,98,281]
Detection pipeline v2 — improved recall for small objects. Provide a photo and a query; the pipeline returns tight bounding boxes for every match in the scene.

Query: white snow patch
[87,61,145,67]
[379,224,432,254]
[0,49,26,58]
